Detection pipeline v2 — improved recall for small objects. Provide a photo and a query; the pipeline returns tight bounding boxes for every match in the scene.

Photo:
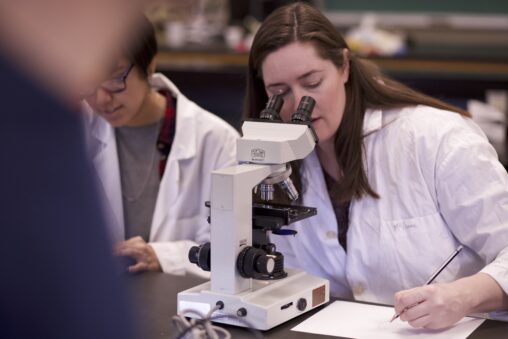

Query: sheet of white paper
[292,301,485,339]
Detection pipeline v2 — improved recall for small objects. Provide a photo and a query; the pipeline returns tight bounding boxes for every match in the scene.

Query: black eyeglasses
[82,63,134,98]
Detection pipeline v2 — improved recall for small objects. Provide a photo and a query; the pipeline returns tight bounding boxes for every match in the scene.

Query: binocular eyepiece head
[259,95,316,123]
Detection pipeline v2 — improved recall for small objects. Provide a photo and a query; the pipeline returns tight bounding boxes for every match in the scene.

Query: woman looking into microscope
[244,2,508,329]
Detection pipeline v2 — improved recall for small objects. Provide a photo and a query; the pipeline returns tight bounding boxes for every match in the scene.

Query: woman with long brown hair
[244,2,508,329]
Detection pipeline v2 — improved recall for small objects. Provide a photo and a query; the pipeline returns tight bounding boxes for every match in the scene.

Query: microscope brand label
[251,148,266,161]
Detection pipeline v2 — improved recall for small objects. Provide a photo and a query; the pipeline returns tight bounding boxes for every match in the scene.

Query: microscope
[177,95,329,330]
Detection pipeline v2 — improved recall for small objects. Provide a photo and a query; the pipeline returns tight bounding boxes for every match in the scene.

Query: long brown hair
[244,2,470,203]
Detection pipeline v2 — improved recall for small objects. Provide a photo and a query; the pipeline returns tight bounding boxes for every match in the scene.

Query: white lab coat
[84,73,239,276]
[272,105,508,310]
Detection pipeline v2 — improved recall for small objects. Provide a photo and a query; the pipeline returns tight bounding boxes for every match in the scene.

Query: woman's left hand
[115,236,162,273]
[393,282,471,329]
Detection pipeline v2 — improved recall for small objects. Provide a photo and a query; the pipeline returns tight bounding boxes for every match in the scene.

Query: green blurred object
[322,0,508,14]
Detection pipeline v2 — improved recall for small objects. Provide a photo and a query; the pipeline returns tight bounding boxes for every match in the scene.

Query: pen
[389,244,464,322]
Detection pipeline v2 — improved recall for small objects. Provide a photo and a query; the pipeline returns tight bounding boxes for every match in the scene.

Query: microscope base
[177,269,329,331]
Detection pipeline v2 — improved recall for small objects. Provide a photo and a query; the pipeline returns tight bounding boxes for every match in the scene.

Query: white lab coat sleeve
[214,121,240,169]
[149,241,210,278]
[434,120,508,298]
[192,116,239,247]
[150,114,239,277]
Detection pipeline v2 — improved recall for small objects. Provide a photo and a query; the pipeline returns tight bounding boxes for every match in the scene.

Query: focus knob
[237,246,275,278]
[255,254,275,275]
[188,242,211,271]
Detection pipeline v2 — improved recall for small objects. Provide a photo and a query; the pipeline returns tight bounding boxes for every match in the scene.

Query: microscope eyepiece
[260,95,284,121]
[291,96,315,123]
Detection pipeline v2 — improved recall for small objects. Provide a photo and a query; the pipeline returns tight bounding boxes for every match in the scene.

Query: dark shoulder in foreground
[0,55,137,339]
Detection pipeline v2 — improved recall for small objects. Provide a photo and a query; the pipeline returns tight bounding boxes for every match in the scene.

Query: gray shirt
[115,121,161,241]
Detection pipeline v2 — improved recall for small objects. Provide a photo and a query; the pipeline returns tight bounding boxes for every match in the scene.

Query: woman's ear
[147,57,157,77]
[342,48,350,83]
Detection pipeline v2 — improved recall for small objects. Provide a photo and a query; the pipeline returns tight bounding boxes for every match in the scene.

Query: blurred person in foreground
[82,14,239,276]
[245,2,508,330]
[0,1,146,338]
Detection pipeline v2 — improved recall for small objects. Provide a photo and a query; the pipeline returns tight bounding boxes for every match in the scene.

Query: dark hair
[244,2,470,203]
[123,14,158,77]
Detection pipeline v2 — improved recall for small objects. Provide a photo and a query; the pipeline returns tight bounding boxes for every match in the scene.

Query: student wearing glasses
[83,15,239,276]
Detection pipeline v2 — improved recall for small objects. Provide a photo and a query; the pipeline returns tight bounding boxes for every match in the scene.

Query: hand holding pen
[390,245,464,324]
